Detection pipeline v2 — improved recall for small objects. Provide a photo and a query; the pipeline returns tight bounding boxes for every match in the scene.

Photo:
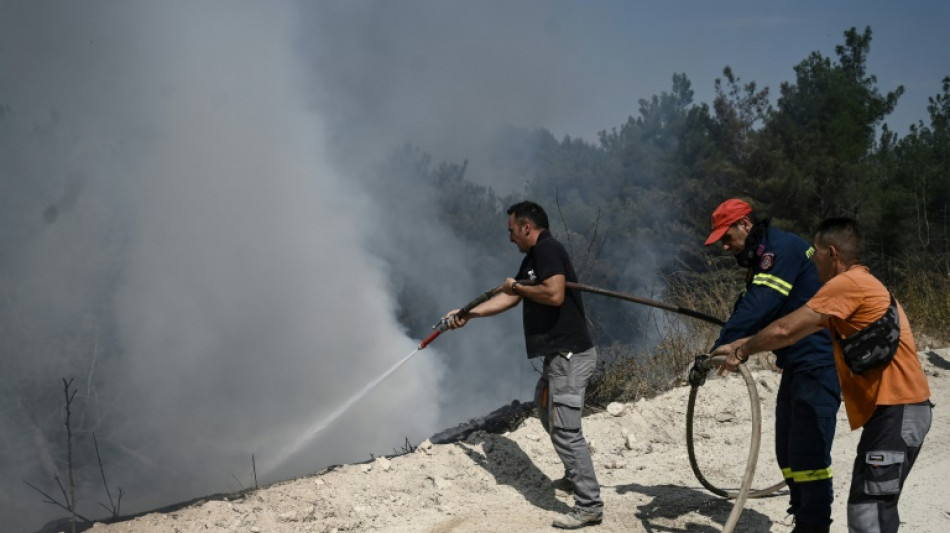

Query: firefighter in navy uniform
[705,199,841,533]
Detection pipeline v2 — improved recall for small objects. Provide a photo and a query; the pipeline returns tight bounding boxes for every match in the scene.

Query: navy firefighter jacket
[712,225,834,371]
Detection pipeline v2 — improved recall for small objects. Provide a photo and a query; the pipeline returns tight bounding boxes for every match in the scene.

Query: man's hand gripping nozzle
[688,354,712,387]
[417,285,503,351]
[418,315,453,350]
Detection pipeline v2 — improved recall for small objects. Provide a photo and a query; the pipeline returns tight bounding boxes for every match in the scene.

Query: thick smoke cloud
[0,3,459,530]
[1,1,632,530]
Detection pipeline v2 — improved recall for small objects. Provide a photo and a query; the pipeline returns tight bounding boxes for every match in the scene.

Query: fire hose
[565,283,786,533]
[419,281,784,532]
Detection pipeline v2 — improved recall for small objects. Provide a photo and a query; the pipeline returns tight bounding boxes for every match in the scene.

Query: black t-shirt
[516,230,593,358]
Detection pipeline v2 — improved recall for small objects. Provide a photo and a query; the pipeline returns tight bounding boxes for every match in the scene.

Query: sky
[1,1,947,531]
[540,1,946,140]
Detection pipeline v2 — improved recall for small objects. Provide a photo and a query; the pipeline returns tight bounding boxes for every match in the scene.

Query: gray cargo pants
[534,347,603,510]
[847,400,933,533]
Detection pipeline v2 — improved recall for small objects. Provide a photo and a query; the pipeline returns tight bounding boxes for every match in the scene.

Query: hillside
[44,350,950,533]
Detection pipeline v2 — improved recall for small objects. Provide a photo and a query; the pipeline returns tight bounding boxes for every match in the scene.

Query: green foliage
[889,256,950,344]
[754,27,904,233]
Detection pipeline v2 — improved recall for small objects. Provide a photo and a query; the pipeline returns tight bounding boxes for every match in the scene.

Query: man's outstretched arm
[712,304,828,368]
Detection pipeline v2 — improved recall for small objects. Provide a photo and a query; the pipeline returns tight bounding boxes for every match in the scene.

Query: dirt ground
[56,349,950,533]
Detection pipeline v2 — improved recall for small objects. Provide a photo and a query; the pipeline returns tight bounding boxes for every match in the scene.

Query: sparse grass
[394,437,417,455]
[884,256,950,346]
[586,262,782,406]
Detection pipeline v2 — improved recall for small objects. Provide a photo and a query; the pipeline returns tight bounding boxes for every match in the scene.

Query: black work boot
[790,520,830,533]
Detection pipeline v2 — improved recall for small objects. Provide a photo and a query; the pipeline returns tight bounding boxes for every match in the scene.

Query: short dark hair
[507,201,549,230]
[815,217,861,265]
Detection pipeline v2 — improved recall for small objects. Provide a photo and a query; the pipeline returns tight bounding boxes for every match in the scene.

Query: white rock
[624,433,637,450]
[606,402,626,416]
[715,411,736,423]
[416,438,434,455]
[375,456,392,471]
[360,464,373,473]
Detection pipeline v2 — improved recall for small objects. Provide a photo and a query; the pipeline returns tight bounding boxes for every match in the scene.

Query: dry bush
[587,263,731,405]
[884,256,950,345]
[586,261,781,407]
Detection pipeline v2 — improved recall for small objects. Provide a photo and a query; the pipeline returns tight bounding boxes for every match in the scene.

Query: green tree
[758,27,903,233]
[886,76,950,259]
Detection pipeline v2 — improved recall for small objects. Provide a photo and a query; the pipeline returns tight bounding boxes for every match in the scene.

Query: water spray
[266,285,505,474]
[267,346,421,473]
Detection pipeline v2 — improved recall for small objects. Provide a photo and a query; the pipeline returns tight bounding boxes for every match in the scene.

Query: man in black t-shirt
[445,201,603,529]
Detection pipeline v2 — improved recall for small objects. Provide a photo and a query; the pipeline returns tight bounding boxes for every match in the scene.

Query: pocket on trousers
[863,450,904,496]
[900,403,932,447]
[552,393,583,430]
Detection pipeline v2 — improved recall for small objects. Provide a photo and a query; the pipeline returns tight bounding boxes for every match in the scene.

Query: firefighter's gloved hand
[688,354,711,387]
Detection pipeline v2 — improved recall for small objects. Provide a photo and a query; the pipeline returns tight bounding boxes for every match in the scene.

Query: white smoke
[1,3,443,530]
[112,3,442,478]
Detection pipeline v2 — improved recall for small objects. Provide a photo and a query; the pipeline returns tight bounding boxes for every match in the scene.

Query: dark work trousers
[534,347,602,510]
[847,400,933,533]
[775,365,841,527]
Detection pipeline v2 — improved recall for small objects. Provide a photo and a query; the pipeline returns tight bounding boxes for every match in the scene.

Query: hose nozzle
[418,316,453,350]
[417,285,504,351]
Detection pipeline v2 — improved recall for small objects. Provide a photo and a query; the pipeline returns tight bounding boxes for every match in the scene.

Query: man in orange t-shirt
[713,217,932,533]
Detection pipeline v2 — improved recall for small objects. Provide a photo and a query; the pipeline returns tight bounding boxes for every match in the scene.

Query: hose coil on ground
[531,282,785,531]
[686,355,785,532]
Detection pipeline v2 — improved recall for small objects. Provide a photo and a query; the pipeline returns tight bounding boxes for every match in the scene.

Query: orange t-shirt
[807,266,930,430]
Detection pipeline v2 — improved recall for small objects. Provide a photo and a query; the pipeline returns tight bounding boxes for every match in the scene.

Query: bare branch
[22,480,91,522]
[94,432,120,517]
[62,378,78,533]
